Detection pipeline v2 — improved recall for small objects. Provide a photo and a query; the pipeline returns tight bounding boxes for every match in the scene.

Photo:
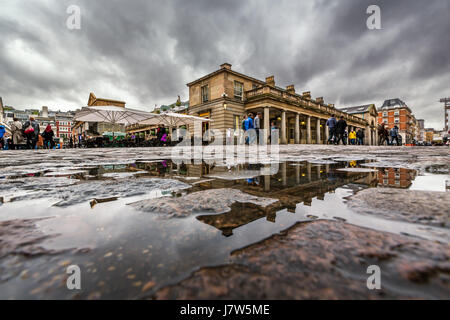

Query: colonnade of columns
[258,106,378,145]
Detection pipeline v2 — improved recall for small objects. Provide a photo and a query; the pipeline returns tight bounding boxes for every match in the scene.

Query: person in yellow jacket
[349,130,357,145]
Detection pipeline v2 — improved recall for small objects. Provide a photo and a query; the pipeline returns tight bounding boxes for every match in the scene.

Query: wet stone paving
[0,145,449,299]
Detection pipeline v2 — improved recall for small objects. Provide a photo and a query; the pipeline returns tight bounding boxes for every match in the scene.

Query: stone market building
[186,63,373,144]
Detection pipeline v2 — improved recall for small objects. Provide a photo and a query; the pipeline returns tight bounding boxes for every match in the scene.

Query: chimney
[302,91,311,99]
[220,63,232,70]
[41,106,49,117]
[286,85,295,94]
[266,76,275,87]
[316,97,324,104]
[328,103,335,108]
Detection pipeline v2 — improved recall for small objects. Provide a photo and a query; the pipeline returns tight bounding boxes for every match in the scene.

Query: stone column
[307,162,312,182]
[282,162,287,186]
[295,165,300,184]
[366,126,371,145]
[316,118,321,144]
[264,107,270,144]
[306,116,311,144]
[375,129,379,146]
[264,174,270,192]
[325,123,329,142]
[294,113,300,144]
[281,111,287,144]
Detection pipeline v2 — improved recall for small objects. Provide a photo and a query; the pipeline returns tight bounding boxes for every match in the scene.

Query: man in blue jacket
[326,114,337,144]
[244,113,254,144]
[0,125,6,150]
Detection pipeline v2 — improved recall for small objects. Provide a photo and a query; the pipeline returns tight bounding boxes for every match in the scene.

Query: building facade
[378,98,415,144]
[55,112,74,140]
[186,63,371,144]
[416,119,425,142]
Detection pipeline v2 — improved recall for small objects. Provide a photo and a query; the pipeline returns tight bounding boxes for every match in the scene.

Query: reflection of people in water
[157,160,168,175]
[326,171,337,182]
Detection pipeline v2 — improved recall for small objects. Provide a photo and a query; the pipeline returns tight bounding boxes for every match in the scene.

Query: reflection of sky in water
[409,173,449,192]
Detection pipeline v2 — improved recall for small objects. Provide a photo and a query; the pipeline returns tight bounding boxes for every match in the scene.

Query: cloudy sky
[1,0,449,128]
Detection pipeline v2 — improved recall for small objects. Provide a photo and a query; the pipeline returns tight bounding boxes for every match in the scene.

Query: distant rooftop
[381,98,407,109]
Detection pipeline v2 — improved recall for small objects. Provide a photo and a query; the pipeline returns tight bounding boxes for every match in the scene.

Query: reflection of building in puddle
[377,168,416,189]
[196,162,379,236]
[197,202,275,237]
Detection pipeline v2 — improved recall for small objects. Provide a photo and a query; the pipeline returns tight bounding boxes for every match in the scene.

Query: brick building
[378,98,415,144]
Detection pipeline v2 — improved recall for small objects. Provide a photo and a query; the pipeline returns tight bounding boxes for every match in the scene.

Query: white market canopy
[137,112,212,127]
[74,106,154,125]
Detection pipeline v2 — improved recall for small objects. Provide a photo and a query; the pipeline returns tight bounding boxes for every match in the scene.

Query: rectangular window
[394,110,400,116]
[234,81,243,99]
[252,83,258,90]
[383,119,388,124]
[394,117,400,123]
[201,85,209,103]
[383,111,387,117]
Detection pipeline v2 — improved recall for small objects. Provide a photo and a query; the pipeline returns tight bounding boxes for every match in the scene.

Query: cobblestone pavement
[0,145,449,299]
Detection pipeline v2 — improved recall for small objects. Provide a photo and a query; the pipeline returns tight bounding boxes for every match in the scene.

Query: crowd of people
[326,115,366,145]
[326,114,402,146]
[377,123,404,146]
[1,117,82,150]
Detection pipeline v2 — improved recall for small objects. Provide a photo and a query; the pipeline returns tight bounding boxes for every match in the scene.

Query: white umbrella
[138,112,212,127]
[74,106,154,126]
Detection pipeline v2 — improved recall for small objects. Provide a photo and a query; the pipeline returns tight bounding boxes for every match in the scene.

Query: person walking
[269,121,278,144]
[0,125,6,150]
[356,129,364,145]
[42,125,55,149]
[335,116,348,145]
[356,129,364,146]
[348,129,357,145]
[36,133,44,149]
[390,125,400,146]
[23,117,40,149]
[254,112,261,144]
[244,113,254,144]
[239,114,247,145]
[226,128,233,145]
[10,118,24,150]
[326,114,337,144]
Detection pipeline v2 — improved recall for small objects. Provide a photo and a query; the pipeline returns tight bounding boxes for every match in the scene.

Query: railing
[244,86,367,125]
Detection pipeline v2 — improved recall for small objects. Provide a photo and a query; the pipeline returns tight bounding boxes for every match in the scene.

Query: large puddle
[0,152,449,299]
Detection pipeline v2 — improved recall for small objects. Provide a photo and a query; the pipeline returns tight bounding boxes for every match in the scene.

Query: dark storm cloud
[0,0,449,128]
